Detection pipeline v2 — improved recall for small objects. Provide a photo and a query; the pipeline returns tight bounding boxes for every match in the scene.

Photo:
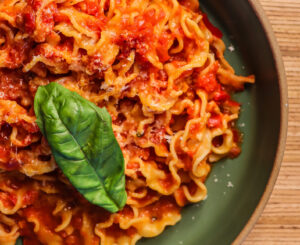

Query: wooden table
[244,0,300,244]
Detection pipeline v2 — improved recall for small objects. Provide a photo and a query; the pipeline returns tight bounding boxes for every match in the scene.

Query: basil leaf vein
[34,82,127,213]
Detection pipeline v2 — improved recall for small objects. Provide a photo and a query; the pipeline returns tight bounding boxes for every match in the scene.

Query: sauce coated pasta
[0,0,254,244]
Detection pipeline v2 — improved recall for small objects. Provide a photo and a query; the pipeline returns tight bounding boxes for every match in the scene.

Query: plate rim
[233,0,288,244]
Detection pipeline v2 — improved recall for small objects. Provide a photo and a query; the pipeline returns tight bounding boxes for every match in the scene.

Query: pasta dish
[0,0,254,244]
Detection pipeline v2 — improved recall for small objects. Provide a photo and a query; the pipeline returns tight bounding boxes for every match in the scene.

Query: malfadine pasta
[0,0,254,244]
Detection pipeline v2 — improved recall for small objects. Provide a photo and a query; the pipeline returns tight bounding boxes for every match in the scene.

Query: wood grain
[244,0,300,244]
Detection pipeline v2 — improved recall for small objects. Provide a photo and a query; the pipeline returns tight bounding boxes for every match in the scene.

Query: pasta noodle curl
[0,0,254,243]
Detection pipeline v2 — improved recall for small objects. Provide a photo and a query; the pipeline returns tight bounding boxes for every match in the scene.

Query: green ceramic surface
[15,238,23,245]
[138,1,284,245]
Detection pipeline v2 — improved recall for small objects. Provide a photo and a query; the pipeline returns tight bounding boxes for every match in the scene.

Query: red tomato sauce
[202,13,223,39]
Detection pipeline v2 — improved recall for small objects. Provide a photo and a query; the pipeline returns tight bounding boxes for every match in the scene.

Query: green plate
[138,1,288,245]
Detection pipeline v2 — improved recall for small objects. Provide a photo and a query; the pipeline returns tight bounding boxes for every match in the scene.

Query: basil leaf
[34,82,127,213]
